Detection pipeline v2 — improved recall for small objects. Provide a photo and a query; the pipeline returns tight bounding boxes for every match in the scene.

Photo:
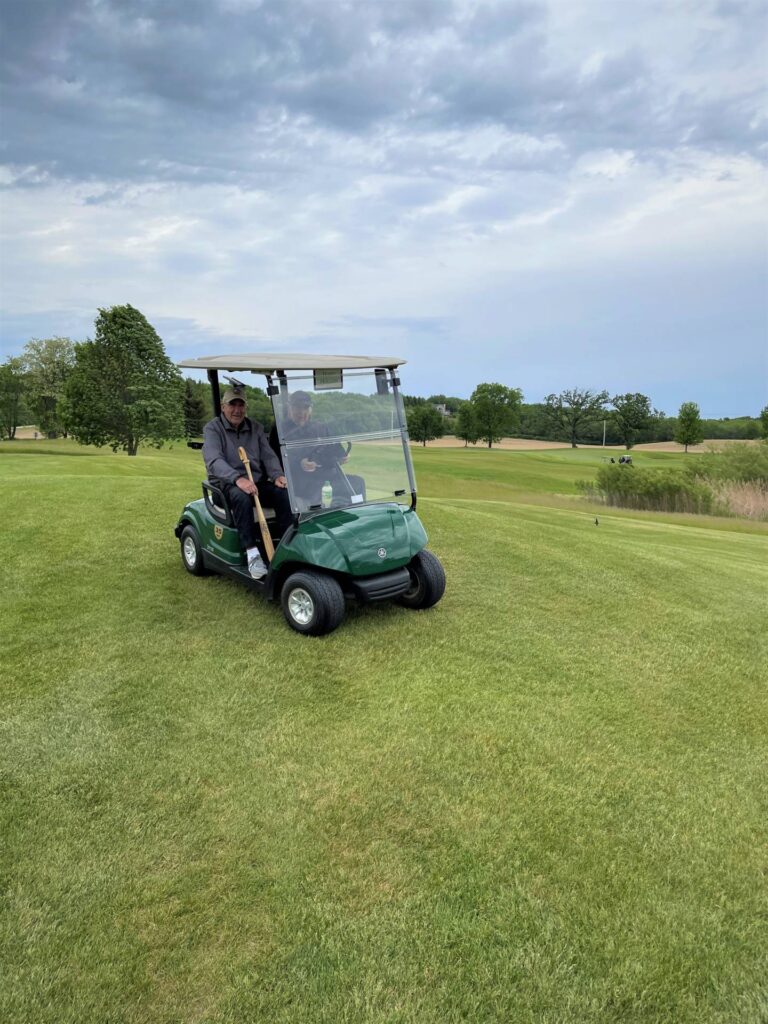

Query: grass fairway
[1,440,767,1023]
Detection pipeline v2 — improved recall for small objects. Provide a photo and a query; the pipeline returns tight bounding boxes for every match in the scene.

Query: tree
[183,379,207,437]
[22,337,76,438]
[469,383,523,448]
[543,388,608,448]
[455,401,480,446]
[760,405,768,440]
[0,357,28,439]
[675,401,704,453]
[611,392,658,450]
[63,304,184,455]
[407,403,445,446]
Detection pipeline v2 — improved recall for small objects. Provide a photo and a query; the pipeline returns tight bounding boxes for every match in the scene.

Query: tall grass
[581,442,768,520]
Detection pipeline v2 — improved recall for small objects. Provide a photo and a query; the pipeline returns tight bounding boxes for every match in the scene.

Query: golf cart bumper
[349,566,411,603]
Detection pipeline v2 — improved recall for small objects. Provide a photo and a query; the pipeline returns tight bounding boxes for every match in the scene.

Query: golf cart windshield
[272,370,415,516]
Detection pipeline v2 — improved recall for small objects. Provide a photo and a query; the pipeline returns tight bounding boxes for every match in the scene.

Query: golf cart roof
[178,353,406,372]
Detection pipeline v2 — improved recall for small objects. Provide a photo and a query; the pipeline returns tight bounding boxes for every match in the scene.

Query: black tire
[281,570,346,636]
[180,524,208,576]
[398,550,446,610]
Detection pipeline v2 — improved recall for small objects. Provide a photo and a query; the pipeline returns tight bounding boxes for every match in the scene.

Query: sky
[1,0,766,417]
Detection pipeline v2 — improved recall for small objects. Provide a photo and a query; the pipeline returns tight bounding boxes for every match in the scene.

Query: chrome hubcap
[288,587,314,625]
[183,536,197,566]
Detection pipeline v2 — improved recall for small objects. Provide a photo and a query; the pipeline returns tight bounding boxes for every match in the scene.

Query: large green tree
[22,336,76,438]
[455,401,480,447]
[759,405,768,441]
[406,403,445,446]
[675,401,704,453]
[469,383,523,448]
[63,305,184,455]
[0,357,28,439]
[611,392,659,450]
[543,388,608,448]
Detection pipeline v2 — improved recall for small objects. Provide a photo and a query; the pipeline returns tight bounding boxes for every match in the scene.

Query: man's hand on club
[236,476,257,495]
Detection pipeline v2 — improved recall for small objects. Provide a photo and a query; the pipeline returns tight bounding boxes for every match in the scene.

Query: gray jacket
[203,415,283,486]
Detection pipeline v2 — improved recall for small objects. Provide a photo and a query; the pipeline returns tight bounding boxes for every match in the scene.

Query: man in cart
[203,387,293,576]
[269,390,365,509]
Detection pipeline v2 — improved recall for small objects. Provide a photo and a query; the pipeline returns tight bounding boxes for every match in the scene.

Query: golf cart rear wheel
[180,525,207,576]
[281,571,345,636]
[398,550,445,610]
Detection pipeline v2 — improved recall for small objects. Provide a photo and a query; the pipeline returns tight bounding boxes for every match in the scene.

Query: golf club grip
[238,447,275,561]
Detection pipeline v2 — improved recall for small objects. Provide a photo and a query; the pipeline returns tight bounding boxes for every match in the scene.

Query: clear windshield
[271,370,415,516]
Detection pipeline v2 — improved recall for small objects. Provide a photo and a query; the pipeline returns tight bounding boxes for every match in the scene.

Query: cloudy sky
[1,0,766,415]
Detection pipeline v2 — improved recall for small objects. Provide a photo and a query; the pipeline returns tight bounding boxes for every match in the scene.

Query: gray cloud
[1,0,765,190]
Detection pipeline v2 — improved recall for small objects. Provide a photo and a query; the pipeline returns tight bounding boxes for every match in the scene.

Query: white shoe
[247,550,267,579]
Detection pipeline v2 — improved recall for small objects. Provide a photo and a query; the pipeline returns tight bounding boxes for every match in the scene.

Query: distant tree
[399,391,430,407]
[469,383,523,448]
[63,304,184,455]
[543,388,609,448]
[22,337,76,438]
[611,393,659,450]
[244,385,274,430]
[407,403,445,446]
[183,379,207,437]
[0,357,27,439]
[760,405,768,440]
[455,402,480,446]
[675,401,704,453]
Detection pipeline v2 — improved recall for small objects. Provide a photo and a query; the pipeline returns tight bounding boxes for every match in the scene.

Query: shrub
[684,442,768,486]
[579,464,714,514]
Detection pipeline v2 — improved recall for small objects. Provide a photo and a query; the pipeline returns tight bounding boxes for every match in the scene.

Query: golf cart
[174,354,445,635]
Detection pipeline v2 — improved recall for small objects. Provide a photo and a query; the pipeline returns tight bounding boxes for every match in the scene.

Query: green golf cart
[174,353,445,635]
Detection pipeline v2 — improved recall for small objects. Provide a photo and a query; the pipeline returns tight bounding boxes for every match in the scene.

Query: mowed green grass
[1,440,767,1024]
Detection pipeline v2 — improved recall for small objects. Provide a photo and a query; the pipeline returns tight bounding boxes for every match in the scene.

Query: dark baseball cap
[289,390,313,407]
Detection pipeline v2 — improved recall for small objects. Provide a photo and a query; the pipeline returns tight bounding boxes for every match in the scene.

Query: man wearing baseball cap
[269,390,365,508]
[202,386,292,578]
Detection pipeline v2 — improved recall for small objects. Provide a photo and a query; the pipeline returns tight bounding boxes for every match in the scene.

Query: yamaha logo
[377,547,387,559]
[214,525,223,540]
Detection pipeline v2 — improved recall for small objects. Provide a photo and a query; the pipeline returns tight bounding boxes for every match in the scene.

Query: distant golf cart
[174,354,445,635]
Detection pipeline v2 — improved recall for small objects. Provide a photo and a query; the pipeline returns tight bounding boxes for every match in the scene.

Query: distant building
[433,403,449,416]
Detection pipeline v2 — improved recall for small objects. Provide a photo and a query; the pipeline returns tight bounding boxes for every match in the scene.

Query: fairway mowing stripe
[420,496,768,540]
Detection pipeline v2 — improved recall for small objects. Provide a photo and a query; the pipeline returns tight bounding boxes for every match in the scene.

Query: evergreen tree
[183,379,207,437]
[63,304,184,455]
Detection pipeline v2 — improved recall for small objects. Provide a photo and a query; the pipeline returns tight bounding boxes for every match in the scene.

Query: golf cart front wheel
[281,571,345,636]
[398,550,446,610]
[180,525,208,576]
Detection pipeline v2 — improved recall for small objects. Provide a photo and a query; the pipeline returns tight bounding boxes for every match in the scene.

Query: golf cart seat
[202,481,275,523]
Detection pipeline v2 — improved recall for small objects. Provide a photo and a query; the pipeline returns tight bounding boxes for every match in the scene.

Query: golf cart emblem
[214,525,223,540]
[377,547,387,559]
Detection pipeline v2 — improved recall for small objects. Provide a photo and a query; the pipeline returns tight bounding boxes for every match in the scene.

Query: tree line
[405,388,768,451]
[2,303,766,453]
